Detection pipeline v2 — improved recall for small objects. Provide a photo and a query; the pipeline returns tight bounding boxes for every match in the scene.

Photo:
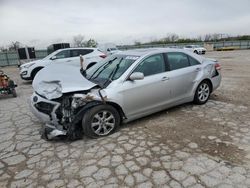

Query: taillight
[99,54,107,58]
[215,63,221,70]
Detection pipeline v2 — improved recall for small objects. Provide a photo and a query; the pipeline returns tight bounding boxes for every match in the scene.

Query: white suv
[20,48,106,80]
[184,45,206,55]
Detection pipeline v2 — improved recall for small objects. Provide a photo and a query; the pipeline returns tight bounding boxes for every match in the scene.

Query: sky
[0,0,250,49]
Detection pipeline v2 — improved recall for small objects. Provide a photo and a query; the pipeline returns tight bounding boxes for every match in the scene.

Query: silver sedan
[30,48,221,139]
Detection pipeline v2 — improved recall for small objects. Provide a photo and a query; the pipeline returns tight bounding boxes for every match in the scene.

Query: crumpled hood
[33,64,97,98]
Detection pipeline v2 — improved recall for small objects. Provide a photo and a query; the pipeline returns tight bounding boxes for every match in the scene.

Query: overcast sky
[0,0,250,49]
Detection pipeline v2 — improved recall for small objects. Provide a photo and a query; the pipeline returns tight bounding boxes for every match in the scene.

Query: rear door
[164,52,201,101]
[69,49,95,66]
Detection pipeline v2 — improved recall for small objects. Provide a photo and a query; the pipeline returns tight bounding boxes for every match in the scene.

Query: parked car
[20,48,106,80]
[98,43,121,56]
[30,48,221,139]
[184,45,206,54]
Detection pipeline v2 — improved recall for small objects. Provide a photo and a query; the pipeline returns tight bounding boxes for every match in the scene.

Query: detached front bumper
[29,93,61,127]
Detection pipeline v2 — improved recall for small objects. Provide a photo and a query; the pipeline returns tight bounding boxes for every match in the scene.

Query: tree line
[134,34,250,46]
[0,34,98,52]
[1,34,250,52]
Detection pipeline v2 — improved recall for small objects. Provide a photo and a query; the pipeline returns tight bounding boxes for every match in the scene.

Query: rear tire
[82,105,120,138]
[194,80,211,105]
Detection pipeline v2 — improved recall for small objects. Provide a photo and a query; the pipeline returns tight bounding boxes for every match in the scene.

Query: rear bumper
[198,50,206,54]
[211,72,221,91]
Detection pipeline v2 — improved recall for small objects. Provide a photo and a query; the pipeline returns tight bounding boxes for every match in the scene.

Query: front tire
[82,105,120,138]
[194,81,211,105]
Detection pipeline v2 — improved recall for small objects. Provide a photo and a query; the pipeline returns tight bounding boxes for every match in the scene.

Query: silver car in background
[30,48,221,139]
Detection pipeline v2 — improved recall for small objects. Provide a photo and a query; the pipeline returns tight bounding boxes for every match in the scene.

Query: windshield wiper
[88,57,117,80]
[103,58,123,87]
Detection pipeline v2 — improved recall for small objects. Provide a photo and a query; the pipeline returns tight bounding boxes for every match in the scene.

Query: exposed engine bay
[31,88,107,140]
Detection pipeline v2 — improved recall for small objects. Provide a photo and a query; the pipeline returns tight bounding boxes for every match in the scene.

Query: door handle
[161,76,169,81]
[195,67,201,72]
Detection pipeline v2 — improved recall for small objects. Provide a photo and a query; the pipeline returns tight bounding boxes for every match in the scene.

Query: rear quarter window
[71,49,94,57]
[166,52,190,70]
[188,56,200,66]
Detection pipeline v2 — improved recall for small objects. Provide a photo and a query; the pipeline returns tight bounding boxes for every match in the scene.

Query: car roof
[57,47,97,52]
[118,48,191,56]
[118,48,205,62]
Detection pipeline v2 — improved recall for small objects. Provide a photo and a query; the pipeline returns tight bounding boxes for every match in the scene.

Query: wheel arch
[106,101,126,123]
[198,78,213,93]
[72,100,126,125]
[31,66,44,79]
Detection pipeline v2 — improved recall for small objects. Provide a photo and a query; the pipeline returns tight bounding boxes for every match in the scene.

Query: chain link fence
[0,50,48,67]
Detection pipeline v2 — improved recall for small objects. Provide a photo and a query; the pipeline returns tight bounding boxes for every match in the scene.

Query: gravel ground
[0,50,250,188]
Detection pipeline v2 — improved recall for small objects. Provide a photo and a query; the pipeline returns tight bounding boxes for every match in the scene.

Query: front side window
[167,52,190,70]
[55,50,70,59]
[133,54,165,77]
[86,55,138,87]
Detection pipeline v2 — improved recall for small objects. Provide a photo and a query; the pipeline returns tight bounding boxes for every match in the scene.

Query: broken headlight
[71,94,87,109]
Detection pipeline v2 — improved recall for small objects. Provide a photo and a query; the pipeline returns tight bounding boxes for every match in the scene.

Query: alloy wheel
[198,83,210,102]
[91,110,115,136]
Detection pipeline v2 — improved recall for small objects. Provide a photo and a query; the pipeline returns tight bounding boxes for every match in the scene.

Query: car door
[52,50,71,64]
[69,49,95,66]
[83,49,100,63]
[165,52,201,102]
[120,54,171,119]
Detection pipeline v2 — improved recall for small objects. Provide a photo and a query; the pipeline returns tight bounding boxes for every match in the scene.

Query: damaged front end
[30,86,107,140]
[30,63,108,140]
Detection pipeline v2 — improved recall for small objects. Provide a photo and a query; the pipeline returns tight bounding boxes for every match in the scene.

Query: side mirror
[51,56,57,60]
[129,72,144,81]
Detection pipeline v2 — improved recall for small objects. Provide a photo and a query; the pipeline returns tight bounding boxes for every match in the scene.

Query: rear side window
[189,56,200,66]
[71,49,94,57]
[166,52,190,70]
[133,54,165,77]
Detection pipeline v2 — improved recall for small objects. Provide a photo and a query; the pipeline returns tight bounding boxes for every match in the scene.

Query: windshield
[86,54,139,87]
